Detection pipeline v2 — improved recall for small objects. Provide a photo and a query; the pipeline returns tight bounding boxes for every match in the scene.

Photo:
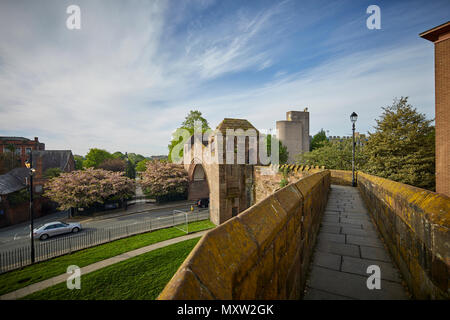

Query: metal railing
[0,209,209,274]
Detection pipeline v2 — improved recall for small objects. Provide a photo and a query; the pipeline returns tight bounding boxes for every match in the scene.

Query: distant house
[31,150,75,194]
[0,150,75,228]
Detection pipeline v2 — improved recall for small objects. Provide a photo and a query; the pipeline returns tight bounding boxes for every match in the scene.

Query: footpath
[304,185,409,300]
[0,230,208,300]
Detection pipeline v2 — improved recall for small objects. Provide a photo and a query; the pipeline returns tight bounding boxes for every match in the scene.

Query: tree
[98,158,126,172]
[44,168,135,210]
[266,134,289,164]
[73,155,85,170]
[83,148,113,168]
[44,167,63,179]
[112,151,125,160]
[310,129,328,151]
[364,97,435,191]
[168,110,210,163]
[136,159,150,172]
[296,138,368,170]
[140,161,188,202]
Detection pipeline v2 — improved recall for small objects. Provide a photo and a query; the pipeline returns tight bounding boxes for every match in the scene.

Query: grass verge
[0,220,214,296]
[23,237,200,300]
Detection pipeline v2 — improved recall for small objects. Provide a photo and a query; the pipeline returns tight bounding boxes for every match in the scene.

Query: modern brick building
[420,21,450,197]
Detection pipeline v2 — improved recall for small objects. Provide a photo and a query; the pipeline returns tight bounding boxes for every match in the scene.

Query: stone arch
[187,162,210,201]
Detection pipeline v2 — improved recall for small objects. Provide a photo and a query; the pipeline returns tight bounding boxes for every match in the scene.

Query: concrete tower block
[276,110,310,164]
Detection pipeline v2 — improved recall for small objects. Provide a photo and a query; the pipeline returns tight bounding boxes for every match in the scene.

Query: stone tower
[276,110,310,163]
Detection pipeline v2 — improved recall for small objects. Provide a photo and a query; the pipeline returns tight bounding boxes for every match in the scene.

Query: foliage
[0,220,214,296]
[296,138,367,170]
[125,159,136,179]
[44,167,62,179]
[111,151,125,160]
[73,155,84,170]
[168,110,210,163]
[310,129,328,151]
[140,161,188,202]
[44,168,135,210]
[136,159,150,172]
[83,148,113,168]
[7,188,28,207]
[98,158,126,172]
[127,153,147,165]
[364,97,435,191]
[266,134,289,164]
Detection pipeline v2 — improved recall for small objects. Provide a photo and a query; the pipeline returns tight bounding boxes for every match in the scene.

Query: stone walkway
[1,230,208,300]
[304,185,408,300]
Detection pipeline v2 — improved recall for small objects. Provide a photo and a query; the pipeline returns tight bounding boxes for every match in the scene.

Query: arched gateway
[184,118,261,225]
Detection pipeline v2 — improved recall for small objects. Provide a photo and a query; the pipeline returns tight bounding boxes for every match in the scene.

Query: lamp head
[350,112,358,124]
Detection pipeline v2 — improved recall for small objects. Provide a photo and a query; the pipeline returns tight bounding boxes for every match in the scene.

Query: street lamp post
[25,153,36,264]
[350,112,358,187]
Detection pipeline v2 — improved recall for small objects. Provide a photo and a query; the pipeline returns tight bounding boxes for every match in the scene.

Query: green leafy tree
[127,153,146,165]
[266,134,289,164]
[44,167,63,179]
[73,155,85,170]
[364,97,435,191]
[136,159,150,172]
[168,110,210,163]
[83,148,113,168]
[296,138,367,170]
[112,152,125,160]
[310,129,328,151]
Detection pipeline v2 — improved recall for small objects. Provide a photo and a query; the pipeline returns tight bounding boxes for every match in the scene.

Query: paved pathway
[304,185,409,300]
[1,230,208,300]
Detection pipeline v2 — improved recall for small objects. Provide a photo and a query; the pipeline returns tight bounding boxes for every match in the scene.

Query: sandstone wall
[330,169,355,186]
[158,170,330,299]
[358,172,450,299]
[253,165,322,204]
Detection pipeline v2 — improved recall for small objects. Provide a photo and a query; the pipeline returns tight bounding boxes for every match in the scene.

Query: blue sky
[0,0,448,156]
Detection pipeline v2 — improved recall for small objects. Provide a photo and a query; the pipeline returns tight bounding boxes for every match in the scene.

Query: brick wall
[158,170,330,299]
[435,37,450,197]
[358,172,449,299]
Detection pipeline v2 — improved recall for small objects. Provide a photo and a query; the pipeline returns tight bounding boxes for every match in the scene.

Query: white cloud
[0,0,437,157]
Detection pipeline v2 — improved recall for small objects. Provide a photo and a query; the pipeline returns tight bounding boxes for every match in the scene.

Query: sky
[0,0,448,156]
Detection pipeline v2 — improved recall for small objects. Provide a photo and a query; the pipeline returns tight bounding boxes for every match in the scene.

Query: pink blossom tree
[140,161,188,202]
[44,168,135,210]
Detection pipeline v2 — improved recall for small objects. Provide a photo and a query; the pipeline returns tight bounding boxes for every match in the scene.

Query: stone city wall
[158,170,330,299]
[358,172,449,299]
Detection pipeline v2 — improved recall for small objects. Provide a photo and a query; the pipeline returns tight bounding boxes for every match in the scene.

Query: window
[35,185,43,193]
[26,148,32,154]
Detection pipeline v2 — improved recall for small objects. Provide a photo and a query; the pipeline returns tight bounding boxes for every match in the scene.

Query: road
[0,204,208,253]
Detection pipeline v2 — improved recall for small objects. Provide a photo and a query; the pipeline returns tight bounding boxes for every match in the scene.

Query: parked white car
[33,221,82,240]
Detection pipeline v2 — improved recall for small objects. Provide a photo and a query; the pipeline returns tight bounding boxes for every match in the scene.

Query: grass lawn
[23,237,200,300]
[0,220,214,296]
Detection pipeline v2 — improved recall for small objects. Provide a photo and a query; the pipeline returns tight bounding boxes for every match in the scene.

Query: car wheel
[72,227,80,233]
[40,234,49,241]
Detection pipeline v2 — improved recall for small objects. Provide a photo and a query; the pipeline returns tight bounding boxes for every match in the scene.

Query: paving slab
[304,184,408,300]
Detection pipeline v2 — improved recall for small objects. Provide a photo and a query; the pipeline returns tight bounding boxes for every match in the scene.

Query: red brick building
[0,149,75,228]
[420,21,450,197]
[0,136,45,173]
